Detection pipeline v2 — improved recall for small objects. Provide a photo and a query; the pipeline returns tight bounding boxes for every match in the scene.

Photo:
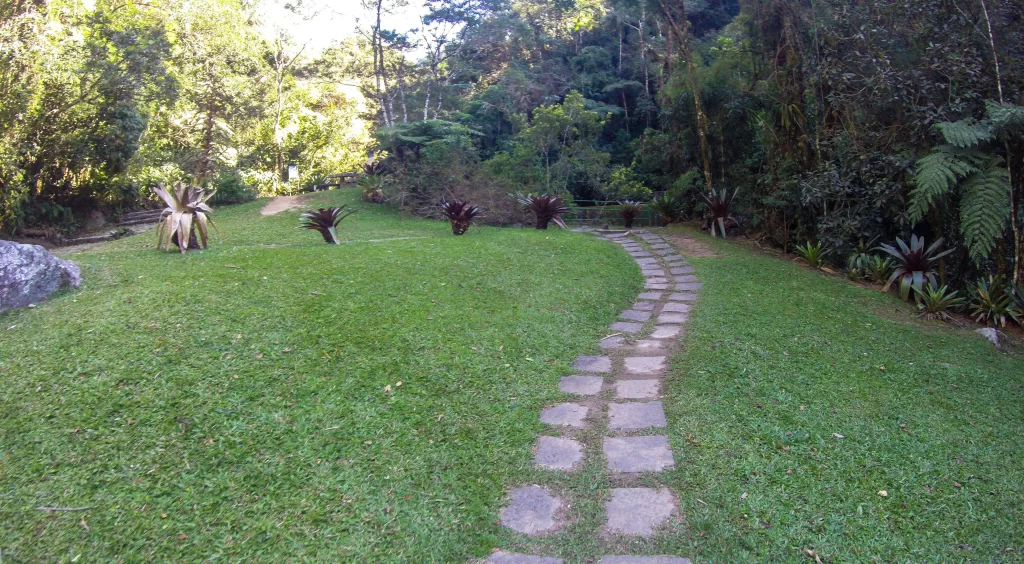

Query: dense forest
[2,0,1023,285]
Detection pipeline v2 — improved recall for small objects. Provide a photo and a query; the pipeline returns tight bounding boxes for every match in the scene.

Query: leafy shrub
[441,200,480,235]
[795,241,829,268]
[877,235,953,301]
[299,206,354,244]
[702,188,738,237]
[357,176,386,204]
[620,201,643,228]
[210,169,257,205]
[846,237,877,278]
[913,284,964,321]
[651,194,684,225]
[363,159,387,176]
[516,193,569,230]
[969,275,1021,327]
[863,255,895,284]
[153,182,217,253]
[608,168,653,201]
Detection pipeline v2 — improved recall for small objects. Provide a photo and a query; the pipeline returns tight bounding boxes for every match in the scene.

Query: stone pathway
[489,230,699,564]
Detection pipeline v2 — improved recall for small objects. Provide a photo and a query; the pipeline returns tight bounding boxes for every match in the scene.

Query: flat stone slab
[535,436,583,470]
[620,309,652,322]
[635,257,659,265]
[634,339,668,352]
[633,301,656,311]
[614,379,661,399]
[650,325,682,339]
[661,302,690,313]
[605,487,675,536]
[600,335,626,350]
[623,356,666,375]
[573,355,612,373]
[645,277,669,285]
[608,401,667,429]
[638,291,663,300]
[663,254,686,262]
[604,436,675,472]
[658,313,688,324]
[501,486,562,535]
[675,275,699,283]
[641,269,666,277]
[629,252,653,258]
[560,375,604,395]
[610,321,644,333]
[599,557,690,564]
[675,282,703,291]
[645,283,669,290]
[649,244,672,250]
[669,266,695,275]
[541,403,588,427]
[668,292,698,302]
[652,248,673,256]
[488,552,565,564]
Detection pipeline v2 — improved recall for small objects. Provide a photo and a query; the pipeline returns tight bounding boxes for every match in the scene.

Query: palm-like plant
[153,182,217,253]
[650,195,684,226]
[795,241,829,268]
[702,187,738,237]
[357,175,386,204]
[863,255,895,284]
[441,200,481,235]
[300,206,354,244]
[969,275,1021,327]
[846,237,878,277]
[516,193,569,229]
[876,235,953,301]
[362,159,387,176]
[913,284,964,321]
[619,201,643,229]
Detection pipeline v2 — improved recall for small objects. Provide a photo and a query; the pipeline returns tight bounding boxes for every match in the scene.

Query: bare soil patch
[663,233,717,257]
[260,194,309,216]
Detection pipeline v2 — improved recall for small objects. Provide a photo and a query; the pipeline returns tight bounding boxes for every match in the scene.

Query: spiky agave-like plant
[795,241,830,268]
[876,235,954,301]
[153,182,217,253]
[969,275,1021,327]
[913,284,964,321]
[702,187,738,237]
[441,200,481,235]
[299,206,354,244]
[650,195,684,226]
[619,200,643,229]
[515,193,570,230]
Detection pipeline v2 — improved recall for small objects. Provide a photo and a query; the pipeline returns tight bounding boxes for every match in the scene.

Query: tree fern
[959,159,1011,261]
[934,119,994,148]
[909,147,978,222]
[985,100,1024,135]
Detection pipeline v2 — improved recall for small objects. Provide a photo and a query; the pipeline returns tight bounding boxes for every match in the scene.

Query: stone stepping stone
[614,379,661,399]
[535,436,583,470]
[675,282,703,291]
[663,254,686,261]
[608,401,667,429]
[667,292,698,302]
[669,266,695,275]
[635,257,659,265]
[541,403,588,427]
[658,313,688,324]
[634,339,668,352]
[600,335,626,350]
[629,252,653,258]
[573,355,612,373]
[604,487,675,536]
[642,270,666,278]
[487,552,565,564]
[623,356,666,375]
[650,325,682,339]
[633,301,657,311]
[610,321,644,333]
[649,244,672,250]
[604,436,675,472]
[645,277,669,285]
[638,291,663,300]
[599,557,690,564]
[652,248,674,256]
[559,375,603,395]
[661,302,690,313]
[501,486,562,535]
[675,275,699,283]
[645,283,669,290]
[620,310,652,322]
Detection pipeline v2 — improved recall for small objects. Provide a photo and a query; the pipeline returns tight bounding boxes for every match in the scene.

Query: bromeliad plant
[846,237,878,278]
[913,284,964,321]
[864,255,895,284]
[515,193,569,230]
[650,195,684,226]
[154,182,217,253]
[357,175,386,204]
[441,200,481,235]
[619,201,643,229]
[702,187,738,237]
[299,206,354,244]
[969,275,1021,327]
[795,241,830,268]
[877,235,953,301]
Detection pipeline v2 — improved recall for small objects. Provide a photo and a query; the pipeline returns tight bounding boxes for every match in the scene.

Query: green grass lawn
[0,190,641,561]
[657,227,1024,561]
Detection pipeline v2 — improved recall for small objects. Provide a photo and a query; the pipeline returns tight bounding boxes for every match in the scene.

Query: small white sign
[287,164,298,180]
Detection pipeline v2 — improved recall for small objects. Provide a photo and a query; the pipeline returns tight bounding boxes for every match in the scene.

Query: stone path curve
[488,230,700,564]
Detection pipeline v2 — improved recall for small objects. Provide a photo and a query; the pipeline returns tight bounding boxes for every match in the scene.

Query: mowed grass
[0,190,641,561]
[656,227,1024,561]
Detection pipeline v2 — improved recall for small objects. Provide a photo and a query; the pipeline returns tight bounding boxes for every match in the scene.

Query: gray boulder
[975,327,1009,352]
[0,240,82,313]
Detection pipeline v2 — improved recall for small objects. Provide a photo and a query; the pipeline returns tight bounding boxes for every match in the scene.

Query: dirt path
[260,195,309,216]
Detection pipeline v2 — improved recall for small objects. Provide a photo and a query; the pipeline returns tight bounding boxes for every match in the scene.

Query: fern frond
[959,159,1010,261]
[909,147,978,222]
[985,100,1024,132]
[935,119,994,148]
